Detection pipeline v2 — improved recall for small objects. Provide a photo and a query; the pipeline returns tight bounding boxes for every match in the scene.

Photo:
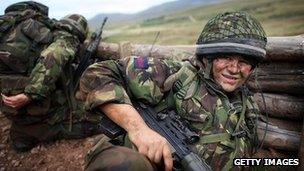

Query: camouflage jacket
[24,30,79,100]
[0,25,81,125]
[79,56,260,170]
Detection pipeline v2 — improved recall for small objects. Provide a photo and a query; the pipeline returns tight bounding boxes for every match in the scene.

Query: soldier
[0,1,101,152]
[79,12,266,171]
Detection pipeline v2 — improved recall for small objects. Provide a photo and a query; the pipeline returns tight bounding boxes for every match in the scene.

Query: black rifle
[73,17,108,88]
[66,18,107,130]
[98,102,212,171]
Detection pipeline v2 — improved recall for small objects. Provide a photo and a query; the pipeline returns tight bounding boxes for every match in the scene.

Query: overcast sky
[1,0,177,19]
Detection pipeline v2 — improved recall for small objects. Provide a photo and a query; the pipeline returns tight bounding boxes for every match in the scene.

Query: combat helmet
[196,12,267,64]
[59,14,88,42]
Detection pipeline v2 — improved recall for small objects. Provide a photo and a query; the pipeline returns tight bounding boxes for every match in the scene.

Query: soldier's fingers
[147,146,156,162]
[2,96,8,103]
[163,145,173,171]
[10,98,26,106]
[14,98,24,104]
[147,143,162,163]
[2,97,13,105]
[3,101,16,108]
[9,96,19,102]
[4,101,16,108]
[153,147,162,163]
[12,98,27,108]
[8,98,20,105]
[2,95,16,103]
[13,101,23,108]
[138,145,149,157]
[1,95,20,107]
[1,94,10,101]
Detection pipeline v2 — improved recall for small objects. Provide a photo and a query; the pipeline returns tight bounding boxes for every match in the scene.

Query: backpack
[0,1,56,75]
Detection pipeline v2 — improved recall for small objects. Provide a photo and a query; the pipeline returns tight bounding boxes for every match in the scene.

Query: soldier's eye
[238,61,252,68]
[239,60,250,65]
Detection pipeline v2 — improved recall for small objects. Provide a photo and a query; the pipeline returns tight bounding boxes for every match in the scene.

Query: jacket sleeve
[78,56,182,111]
[24,31,79,100]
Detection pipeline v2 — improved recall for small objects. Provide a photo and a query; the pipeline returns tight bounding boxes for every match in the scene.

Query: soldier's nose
[227,60,239,73]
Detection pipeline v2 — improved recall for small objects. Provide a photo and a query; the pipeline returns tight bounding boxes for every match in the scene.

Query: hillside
[88,0,223,29]
[99,0,304,45]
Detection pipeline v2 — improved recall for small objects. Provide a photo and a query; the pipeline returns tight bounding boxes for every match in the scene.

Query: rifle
[73,17,108,89]
[66,17,107,131]
[98,101,212,171]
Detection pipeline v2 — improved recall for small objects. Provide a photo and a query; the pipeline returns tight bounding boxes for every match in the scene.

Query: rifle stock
[97,112,125,139]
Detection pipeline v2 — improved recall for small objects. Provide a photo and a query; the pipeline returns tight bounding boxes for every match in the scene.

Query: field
[104,0,304,45]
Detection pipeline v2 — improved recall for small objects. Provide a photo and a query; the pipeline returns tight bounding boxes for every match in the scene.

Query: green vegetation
[104,0,304,45]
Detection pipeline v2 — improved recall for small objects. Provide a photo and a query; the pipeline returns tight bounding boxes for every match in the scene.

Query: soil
[0,112,98,171]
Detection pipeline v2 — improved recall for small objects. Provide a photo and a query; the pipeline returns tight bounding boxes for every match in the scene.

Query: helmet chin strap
[203,59,213,80]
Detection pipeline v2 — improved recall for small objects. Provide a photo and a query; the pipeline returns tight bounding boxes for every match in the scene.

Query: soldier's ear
[202,58,208,67]
[250,67,257,75]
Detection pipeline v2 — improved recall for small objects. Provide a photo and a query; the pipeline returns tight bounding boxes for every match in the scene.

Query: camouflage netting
[196,12,267,61]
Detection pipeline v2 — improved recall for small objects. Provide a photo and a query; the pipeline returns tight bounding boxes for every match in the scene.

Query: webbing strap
[199,91,247,144]
[223,92,248,170]
[233,90,247,133]
[199,133,230,144]
[203,59,212,79]
[154,89,174,113]
[223,138,239,171]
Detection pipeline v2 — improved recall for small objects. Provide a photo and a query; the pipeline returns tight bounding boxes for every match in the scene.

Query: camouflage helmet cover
[196,12,267,63]
[5,1,48,16]
[59,14,88,42]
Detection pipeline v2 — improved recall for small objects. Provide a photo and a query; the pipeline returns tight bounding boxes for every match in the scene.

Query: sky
[1,0,177,19]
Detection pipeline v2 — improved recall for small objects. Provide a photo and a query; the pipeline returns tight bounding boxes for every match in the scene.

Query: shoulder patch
[134,56,149,69]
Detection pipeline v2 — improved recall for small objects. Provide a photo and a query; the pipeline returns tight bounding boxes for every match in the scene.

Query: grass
[103,0,304,45]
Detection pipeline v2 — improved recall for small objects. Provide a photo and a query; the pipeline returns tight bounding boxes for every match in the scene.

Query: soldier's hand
[1,93,30,108]
[128,126,173,171]
[100,103,173,170]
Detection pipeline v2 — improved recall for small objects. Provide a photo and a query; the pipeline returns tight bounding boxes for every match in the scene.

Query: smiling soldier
[79,11,266,171]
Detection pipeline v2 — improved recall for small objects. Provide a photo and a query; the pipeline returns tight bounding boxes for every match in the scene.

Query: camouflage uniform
[80,12,265,171]
[0,2,101,152]
[80,56,259,170]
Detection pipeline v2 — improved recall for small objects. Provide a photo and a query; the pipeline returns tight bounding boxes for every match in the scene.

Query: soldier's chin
[220,83,238,92]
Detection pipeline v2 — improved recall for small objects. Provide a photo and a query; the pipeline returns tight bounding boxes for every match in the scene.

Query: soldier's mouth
[222,74,239,84]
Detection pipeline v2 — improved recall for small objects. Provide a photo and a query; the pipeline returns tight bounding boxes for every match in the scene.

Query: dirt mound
[0,113,97,171]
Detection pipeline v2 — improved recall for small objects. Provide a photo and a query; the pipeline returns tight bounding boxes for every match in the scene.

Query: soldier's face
[212,55,253,92]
